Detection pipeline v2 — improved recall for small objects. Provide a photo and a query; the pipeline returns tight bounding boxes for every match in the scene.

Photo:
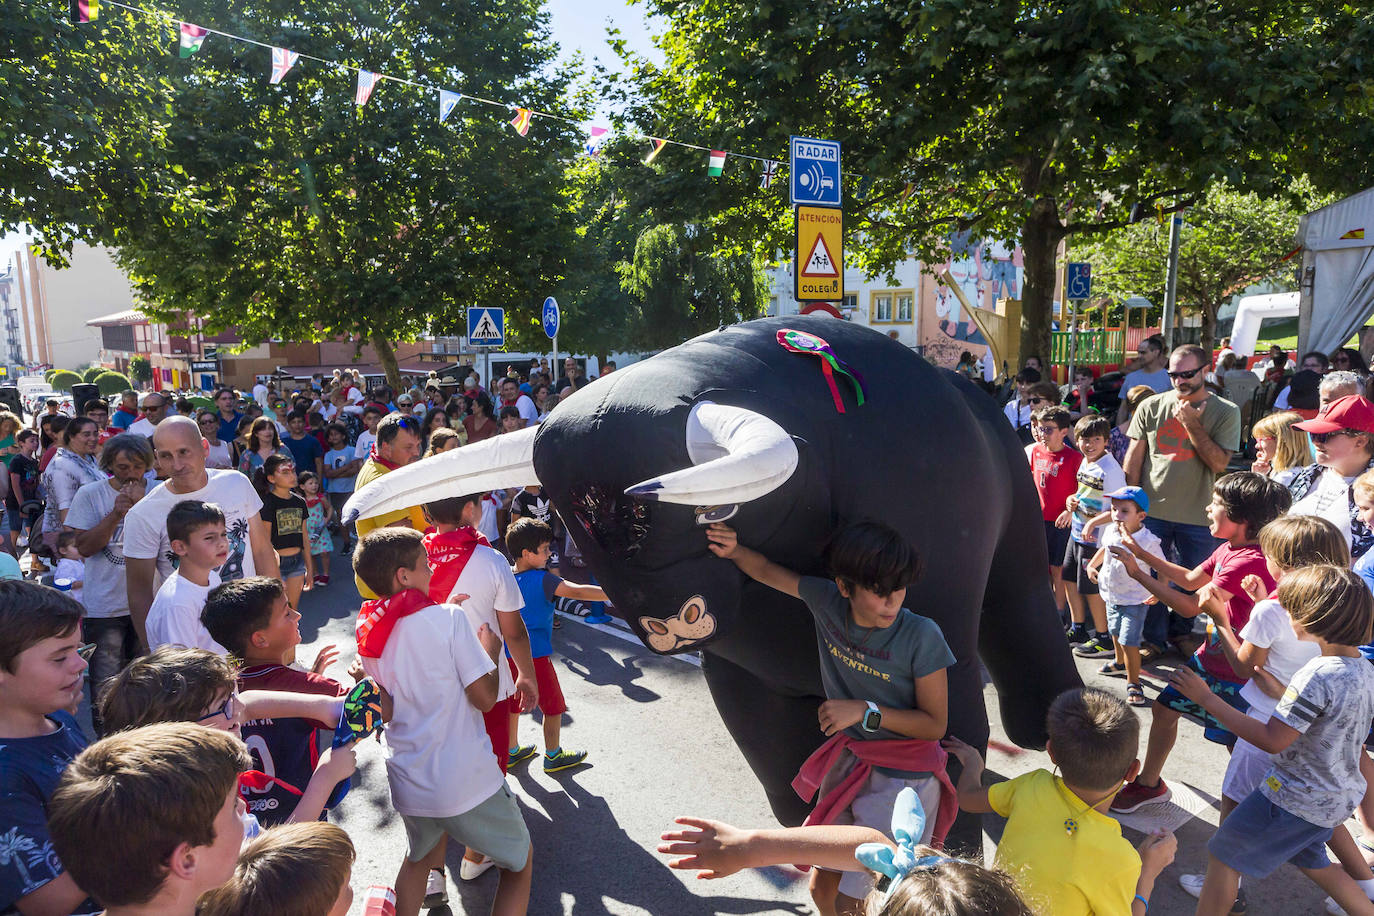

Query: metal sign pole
[552,335,558,379]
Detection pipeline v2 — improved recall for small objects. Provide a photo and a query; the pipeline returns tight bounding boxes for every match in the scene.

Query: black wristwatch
[861,701,882,733]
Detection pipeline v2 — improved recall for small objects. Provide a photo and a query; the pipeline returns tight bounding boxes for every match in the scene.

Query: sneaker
[424,869,448,907]
[1183,876,1248,914]
[458,855,494,881]
[1073,636,1115,658]
[313,575,327,587]
[1109,778,1171,813]
[584,613,612,625]
[1065,625,1090,645]
[507,744,538,767]
[543,748,589,773]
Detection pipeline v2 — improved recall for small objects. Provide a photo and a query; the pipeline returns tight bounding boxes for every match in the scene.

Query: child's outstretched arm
[286,741,357,823]
[939,736,994,813]
[705,523,800,599]
[1108,546,1204,618]
[242,690,344,724]
[554,580,608,603]
[826,669,947,740]
[658,817,889,878]
[1167,667,1299,753]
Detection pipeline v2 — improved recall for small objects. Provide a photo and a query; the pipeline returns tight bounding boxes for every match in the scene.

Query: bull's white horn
[344,424,540,523]
[625,402,798,505]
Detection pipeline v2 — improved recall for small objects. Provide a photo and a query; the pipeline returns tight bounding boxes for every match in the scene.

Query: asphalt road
[75,555,1335,915]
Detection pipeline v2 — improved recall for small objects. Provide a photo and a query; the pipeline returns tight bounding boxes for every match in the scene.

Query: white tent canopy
[1298,186,1374,356]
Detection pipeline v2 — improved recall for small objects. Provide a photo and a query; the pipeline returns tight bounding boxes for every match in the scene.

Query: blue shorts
[1044,521,1070,566]
[1208,791,1332,876]
[1155,656,1248,745]
[279,551,307,580]
[1106,603,1148,647]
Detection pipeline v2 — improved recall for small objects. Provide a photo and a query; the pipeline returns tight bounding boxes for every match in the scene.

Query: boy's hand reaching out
[939,735,986,776]
[1167,666,1211,705]
[1241,574,1268,603]
[315,741,357,785]
[475,622,502,661]
[311,644,339,675]
[1054,509,1072,529]
[705,523,740,560]
[818,699,867,737]
[658,817,754,879]
[1136,830,1177,879]
[1107,545,1142,579]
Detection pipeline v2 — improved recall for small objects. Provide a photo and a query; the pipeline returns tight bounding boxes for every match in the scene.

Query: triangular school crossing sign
[802,233,839,277]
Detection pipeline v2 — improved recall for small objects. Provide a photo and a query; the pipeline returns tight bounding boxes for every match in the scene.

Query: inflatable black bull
[347,315,1081,825]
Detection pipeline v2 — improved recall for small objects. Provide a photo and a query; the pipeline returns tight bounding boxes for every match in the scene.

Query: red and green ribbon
[776,329,868,413]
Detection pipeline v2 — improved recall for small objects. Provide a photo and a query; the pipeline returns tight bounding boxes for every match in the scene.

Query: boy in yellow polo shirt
[942,687,1176,916]
[352,413,426,597]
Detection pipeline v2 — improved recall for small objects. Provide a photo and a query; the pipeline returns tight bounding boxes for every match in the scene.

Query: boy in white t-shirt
[1087,487,1166,707]
[1059,415,1127,657]
[145,501,228,655]
[352,528,533,916]
[352,407,383,460]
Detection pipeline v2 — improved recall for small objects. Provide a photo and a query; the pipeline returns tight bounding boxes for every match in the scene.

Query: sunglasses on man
[1166,366,1204,381]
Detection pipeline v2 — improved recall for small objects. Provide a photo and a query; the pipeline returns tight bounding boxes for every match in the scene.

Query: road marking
[555,611,703,668]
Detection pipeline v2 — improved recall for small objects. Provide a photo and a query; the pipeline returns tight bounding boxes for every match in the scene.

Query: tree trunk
[1018,199,1067,370]
[371,331,402,394]
[1200,302,1217,359]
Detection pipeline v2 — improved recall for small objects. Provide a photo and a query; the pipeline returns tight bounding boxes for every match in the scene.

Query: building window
[896,293,913,322]
[841,294,857,310]
[872,294,893,322]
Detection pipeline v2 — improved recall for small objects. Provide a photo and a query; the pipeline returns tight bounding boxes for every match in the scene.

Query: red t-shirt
[238,664,344,826]
[1028,444,1083,521]
[1197,542,1274,683]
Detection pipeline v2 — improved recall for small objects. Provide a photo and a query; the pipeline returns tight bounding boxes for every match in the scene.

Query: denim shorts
[1208,791,1332,876]
[1156,655,1248,745]
[279,551,306,580]
[1106,603,1148,647]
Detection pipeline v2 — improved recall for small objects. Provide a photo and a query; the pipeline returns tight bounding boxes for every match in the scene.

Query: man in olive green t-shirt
[1123,344,1240,649]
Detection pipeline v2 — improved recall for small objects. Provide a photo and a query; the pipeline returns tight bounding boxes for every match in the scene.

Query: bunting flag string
[584,125,608,157]
[509,107,533,137]
[178,22,207,57]
[438,89,460,123]
[355,70,379,106]
[642,138,667,165]
[269,47,298,84]
[707,150,726,176]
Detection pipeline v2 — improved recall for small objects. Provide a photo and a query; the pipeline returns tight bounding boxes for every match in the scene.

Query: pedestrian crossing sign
[467,307,505,347]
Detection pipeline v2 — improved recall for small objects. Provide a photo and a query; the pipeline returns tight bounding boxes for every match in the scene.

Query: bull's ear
[625,403,798,506]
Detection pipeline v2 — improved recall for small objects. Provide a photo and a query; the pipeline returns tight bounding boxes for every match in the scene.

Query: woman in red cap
[1290,394,1374,559]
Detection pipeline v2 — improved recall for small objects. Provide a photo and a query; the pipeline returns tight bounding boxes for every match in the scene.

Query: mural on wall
[920,234,1024,370]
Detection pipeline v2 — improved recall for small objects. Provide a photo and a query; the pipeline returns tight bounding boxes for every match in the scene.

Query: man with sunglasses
[1124,345,1241,655]
[352,413,425,598]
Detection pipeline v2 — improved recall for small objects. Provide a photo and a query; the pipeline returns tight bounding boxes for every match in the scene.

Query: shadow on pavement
[555,630,662,704]
[446,771,808,916]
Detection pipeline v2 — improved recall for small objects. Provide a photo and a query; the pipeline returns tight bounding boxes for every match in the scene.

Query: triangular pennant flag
[708,150,726,176]
[1341,228,1366,240]
[269,47,299,84]
[759,160,778,189]
[69,0,98,23]
[356,70,379,106]
[438,90,461,123]
[900,182,914,201]
[643,138,667,165]
[509,108,532,136]
[179,23,208,58]
[584,125,609,157]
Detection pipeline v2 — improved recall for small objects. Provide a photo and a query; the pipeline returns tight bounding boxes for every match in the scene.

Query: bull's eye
[569,483,652,559]
[694,504,739,525]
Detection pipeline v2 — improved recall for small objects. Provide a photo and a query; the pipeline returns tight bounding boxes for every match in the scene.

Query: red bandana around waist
[356,588,436,658]
[423,527,489,604]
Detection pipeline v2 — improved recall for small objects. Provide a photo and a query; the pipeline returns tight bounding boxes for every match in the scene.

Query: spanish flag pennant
[643,138,666,164]
[1341,228,1366,240]
[69,0,97,22]
[509,108,532,137]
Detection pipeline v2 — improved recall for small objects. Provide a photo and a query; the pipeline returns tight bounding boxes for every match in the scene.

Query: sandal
[1098,661,1126,677]
[1127,683,1149,707]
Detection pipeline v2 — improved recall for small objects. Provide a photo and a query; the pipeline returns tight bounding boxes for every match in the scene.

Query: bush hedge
[48,370,82,392]
[94,371,132,396]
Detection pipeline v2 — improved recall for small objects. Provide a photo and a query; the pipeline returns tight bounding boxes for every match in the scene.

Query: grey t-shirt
[65,480,131,619]
[796,576,955,743]
[1263,654,1374,827]
[1121,367,1172,394]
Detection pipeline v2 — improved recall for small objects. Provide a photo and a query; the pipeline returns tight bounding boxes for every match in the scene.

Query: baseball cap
[1294,394,1374,435]
[1105,486,1149,512]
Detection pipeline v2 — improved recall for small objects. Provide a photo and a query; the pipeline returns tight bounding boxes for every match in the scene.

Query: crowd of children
[12,353,1374,916]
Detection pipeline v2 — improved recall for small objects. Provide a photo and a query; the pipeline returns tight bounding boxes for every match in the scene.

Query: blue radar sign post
[543,296,561,372]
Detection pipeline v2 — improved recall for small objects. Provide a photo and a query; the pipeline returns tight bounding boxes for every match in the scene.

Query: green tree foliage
[128,356,152,384]
[81,366,106,384]
[626,0,1374,359]
[99,0,582,391]
[49,370,81,392]
[1075,180,1334,353]
[1,4,180,265]
[42,369,57,384]
[95,371,132,396]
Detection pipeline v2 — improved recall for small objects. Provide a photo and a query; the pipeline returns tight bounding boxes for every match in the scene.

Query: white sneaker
[423,869,448,908]
[459,855,495,881]
[1326,895,1374,915]
[1179,873,1205,899]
